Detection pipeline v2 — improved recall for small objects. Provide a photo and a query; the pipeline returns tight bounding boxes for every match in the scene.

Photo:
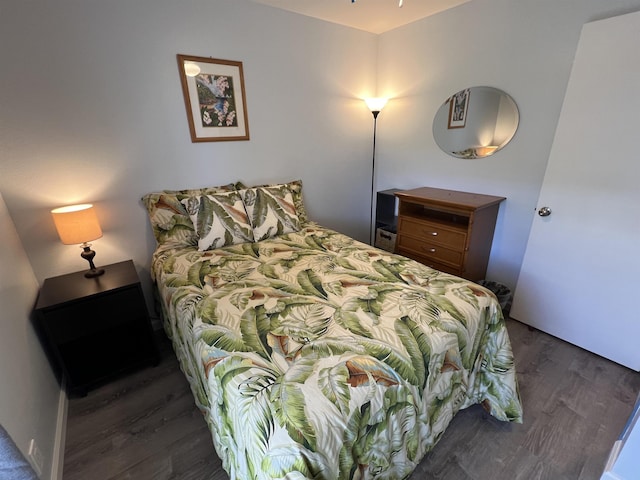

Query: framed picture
[448,88,470,129]
[177,54,250,142]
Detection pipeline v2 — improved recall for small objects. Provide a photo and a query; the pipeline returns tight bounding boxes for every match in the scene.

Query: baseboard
[50,384,68,480]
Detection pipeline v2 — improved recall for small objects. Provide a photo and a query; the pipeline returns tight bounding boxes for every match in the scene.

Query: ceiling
[250,0,472,34]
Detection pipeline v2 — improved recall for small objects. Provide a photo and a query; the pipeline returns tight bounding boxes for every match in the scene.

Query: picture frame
[448,88,470,129]
[177,54,250,142]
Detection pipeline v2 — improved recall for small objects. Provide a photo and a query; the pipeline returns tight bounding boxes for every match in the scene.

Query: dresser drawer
[397,236,464,266]
[397,249,463,276]
[398,217,467,250]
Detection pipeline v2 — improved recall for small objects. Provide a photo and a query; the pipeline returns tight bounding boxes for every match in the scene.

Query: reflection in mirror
[433,86,519,159]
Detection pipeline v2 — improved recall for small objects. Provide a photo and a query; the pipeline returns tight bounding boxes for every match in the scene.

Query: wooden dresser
[395,187,505,281]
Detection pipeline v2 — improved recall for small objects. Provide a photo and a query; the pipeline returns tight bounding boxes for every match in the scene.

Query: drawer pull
[423,247,436,253]
[422,230,438,236]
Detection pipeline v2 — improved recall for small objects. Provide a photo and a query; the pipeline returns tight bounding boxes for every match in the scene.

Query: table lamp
[51,204,105,278]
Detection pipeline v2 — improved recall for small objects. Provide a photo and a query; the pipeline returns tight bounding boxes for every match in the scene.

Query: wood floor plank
[63,320,640,480]
[107,430,227,480]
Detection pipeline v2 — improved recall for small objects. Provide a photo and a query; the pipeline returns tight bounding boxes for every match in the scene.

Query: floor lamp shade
[365,97,388,113]
[51,204,102,245]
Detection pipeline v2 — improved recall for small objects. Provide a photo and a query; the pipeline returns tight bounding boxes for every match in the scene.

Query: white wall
[0,193,63,480]
[376,0,640,289]
[0,0,378,291]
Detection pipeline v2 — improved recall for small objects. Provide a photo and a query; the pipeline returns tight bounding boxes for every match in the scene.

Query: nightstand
[374,189,400,252]
[34,260,159,396]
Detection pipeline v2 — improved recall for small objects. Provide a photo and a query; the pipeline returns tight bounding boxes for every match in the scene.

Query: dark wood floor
[63,319,640,480]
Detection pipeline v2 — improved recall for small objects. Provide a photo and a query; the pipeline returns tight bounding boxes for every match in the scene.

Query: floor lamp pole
[370,110,380,245]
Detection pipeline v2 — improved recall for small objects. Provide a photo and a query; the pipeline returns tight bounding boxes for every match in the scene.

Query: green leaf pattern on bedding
[242,185,301,241]
[141,183,237,246]
[182,192,255,251]
[153,224,522,480]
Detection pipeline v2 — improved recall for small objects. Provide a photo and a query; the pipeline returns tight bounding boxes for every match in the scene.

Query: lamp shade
[364,97,388,112]
[51,204,102,245]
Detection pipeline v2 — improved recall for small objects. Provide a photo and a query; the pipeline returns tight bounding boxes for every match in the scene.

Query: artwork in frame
[177,54,250,142]
[448,88,470,129]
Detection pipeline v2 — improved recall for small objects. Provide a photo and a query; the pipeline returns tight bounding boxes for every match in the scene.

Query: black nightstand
[34,260,159,396]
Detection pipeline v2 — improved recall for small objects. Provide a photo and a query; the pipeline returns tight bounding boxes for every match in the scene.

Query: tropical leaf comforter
[152,223,523,480]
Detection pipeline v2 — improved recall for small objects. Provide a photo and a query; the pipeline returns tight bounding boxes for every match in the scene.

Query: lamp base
[84,268,105,278]
[80,243,105,278]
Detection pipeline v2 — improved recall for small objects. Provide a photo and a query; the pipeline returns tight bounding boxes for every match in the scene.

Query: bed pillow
[235,179,308,224]
[181,191,254,251]
[141,183,236,246]
[240,185,301,241]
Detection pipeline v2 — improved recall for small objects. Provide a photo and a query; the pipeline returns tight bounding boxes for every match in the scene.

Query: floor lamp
[364,97,388,245]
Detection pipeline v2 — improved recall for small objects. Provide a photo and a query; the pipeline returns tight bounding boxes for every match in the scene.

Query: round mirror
[433,86,519,159]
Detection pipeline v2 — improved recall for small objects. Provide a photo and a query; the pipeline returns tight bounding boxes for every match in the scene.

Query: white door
[510,11,640,370]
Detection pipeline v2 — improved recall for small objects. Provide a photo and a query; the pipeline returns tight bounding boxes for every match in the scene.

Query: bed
[142,180,523,480]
